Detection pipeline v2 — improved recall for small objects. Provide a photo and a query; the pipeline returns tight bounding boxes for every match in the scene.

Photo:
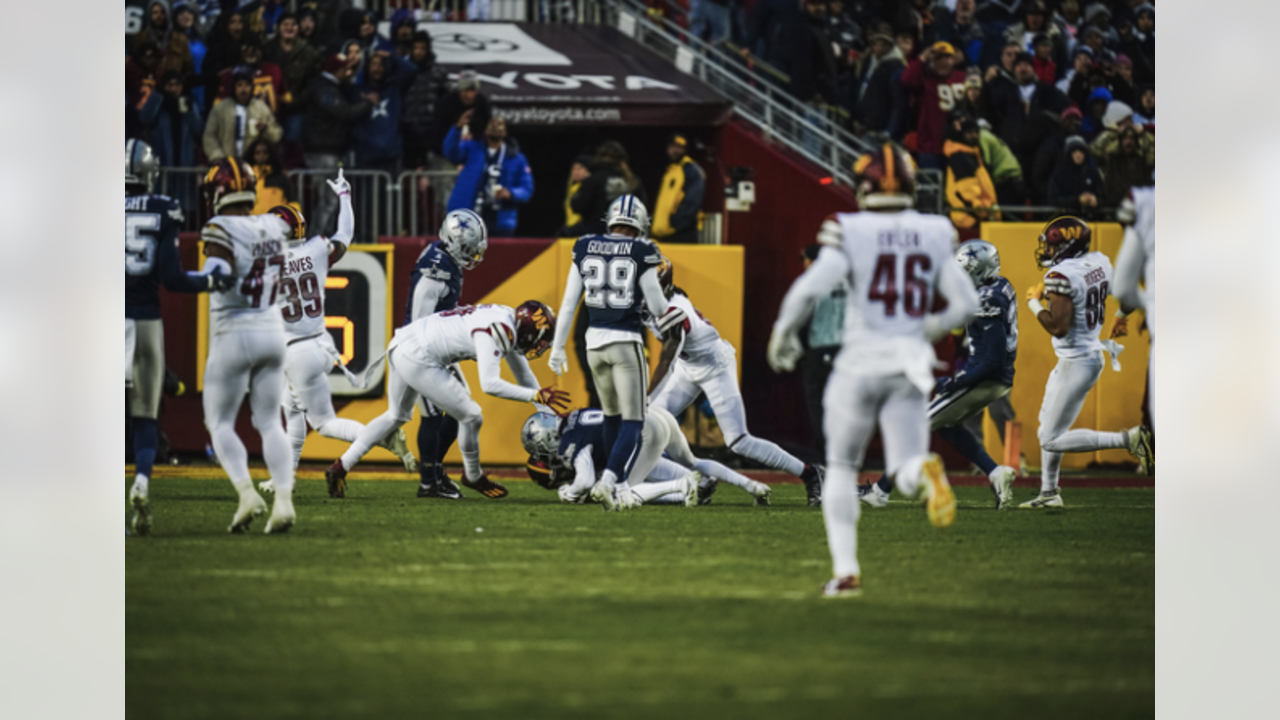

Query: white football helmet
[439,209,488,270]
[956,240,1001,285]
[605,194,649,236]
[126,138,160,194]
[521,411,561,461]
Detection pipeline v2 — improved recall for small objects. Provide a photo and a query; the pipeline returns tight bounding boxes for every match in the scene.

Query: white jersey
[1043,251,1113,359]
[1131,186,1155,335]
[396,304,516,367]
[201,214,291,335]
[644,292,732,382]
[828,210,959,379]
[280,235,332,341]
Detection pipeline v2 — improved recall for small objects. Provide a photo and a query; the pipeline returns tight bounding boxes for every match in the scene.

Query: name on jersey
[587,240,631,255]
[1083,267,1106,286]
[877,230,920,248]
[253,240,283,258]
[284,256,314,276]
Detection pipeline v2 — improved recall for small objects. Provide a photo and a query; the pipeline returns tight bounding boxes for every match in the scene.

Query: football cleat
[325,461,348,499]
[989,466,1017,510]
[696,476,718,506]
[461,471,508,499]
[129,483,152,536]
[750,481,772,507]
[1019,489,1065,508]
[821,575,863,598]
[378,428,418,473]
[804,465,824,507]
[615,483,640,510]
[922,454,956,528]
[258,479,275,494]
[1126,425,1154,474]
[682,472,701,507]
[417,475,464,500]
[264,495,295,534]
[228,491,268,534]
[590,480,619,512]
[859,482,890,508]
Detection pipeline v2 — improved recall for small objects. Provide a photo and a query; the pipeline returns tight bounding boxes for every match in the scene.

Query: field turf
[126,474,1154,719]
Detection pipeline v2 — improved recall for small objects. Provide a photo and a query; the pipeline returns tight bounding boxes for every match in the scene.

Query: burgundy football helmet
[268,205,307,242]
[202,158,257,214]
[514,301,556,359]
[853,143,917,209]
[1036,215,1092,267]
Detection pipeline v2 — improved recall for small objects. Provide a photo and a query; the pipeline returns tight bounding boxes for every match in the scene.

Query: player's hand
[535,386,571,411]
[1025,282,1045,302]
[326,169,351,197]
[547,348,568,375]
[1109,316,1129,339]
[558,484,581,504]
[207,266,234,292]
[766,328,803,373]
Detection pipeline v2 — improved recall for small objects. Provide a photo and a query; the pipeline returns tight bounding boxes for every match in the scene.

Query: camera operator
[443,114,533,236]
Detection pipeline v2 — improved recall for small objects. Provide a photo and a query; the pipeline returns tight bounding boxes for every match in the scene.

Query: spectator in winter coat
[246,138,296,215]
[1080,86,1112,140]
[975,0,1022,67]
[955,71,987,123]
[216,38,288,115]
[1133,85,1154,129]
[264,12,322,117]
[1032,105,1083,203]
[982,41,1022,107]
[126,43,164,114]
[443,117,534,236]
[1031,34,1056,84]
[1004,0,1065,70]
[741,0,803,74]
[1109,54,1137,106]
[1055,0,1085,49]
[1120,4,1154,85]
[562,154,593,231]
[1059,45,1094,105]
[851,25,906,138]
[434,71,493,156]
[172,4,207,89]
[1090,101,1155,166]
[560,141,648,237]
[133,1,195,80]
[203,67,282,162]
[651,134,705,244]
[1082,4,1122,49]
[789,1,839,104]
[944,113,998,230]
[900,41,968,170]
[1096,126,1152,208]
[202,11,250,102]
[351,52,418,176]
[931,0,985,67]
[1047,135,1105,218]
[976,118,1026,207]
[304,53,372,235]
[401,32,447,169]
[986,51,1068,176]
[139,72,205,169]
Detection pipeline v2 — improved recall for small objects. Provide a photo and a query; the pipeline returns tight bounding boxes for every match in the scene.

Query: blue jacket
[351,54,418,164]
[443,125,534,236]
[139,91,204,167]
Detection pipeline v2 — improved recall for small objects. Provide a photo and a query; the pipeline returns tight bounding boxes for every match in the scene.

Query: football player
[199,158,298,534]
[768,144,979,597]
[324,302,570,498]
[1113,187,1155,432]
[546,195,682,511]
[860,240,1020,509]
[126,139,232,535]
[1021,216,1153,508]
[645,256,825,506]
[405,209,489,500]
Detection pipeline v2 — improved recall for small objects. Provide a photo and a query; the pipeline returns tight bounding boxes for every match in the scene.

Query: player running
[1020,216,1152,508]
[768,143,979,597]
[546,195,682,511]
[199,158,298,534]
[125,139,232,535]
[405,209,489,499]
[324,302,569,498]
[860,240,1020,509]
[645,256,825,506]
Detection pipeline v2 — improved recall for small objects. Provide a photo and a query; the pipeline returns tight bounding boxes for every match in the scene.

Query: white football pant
[1037,354,1128,493]
[588,341,649,421]
[624,407,699,487]
[282,336,365,467]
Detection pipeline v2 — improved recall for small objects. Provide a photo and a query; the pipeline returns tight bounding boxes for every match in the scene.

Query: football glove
[1025,282,1045,303]
[326,168,351,197]
[534,386,571,411]
[766,328,803,373]
[547,348,568,375]
[207,266,235,292]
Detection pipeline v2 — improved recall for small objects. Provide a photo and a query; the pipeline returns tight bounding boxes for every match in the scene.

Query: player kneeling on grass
[324,302,570,499]
[522,406,772,509]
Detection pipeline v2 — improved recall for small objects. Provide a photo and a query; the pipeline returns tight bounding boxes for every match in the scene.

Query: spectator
[562,154,593,232]
[691,0,732,44]
[133,1,195,80]
[298,5,320,44]
[944,113,997,230]
[1046,135,1105,218]
[1059,45,1094,104]
[126,42,163,114]
[390,12,417,57]
[339,8,391,61]
[139,72,204,169]
[245,0,287,37]
[932,0,985,68]
[216,38,288,116]
[976,118,1027,207]
[1120,3,1154,85]
[171,3,208,108]
[203,11,252,107]
[955,70,986,121]
[901,41,969,171]
[1031,33,1056,84]
[986,51,1068,177]
[202,66,282,162]
[1077,24,1107,58]
[443,116,534,236]
[1090,101,1154,166]
[1133,85,1154,129]
[1110,54,1137,105]
[651,133,706,244]
[434,70,492,155]
[561,141,647,237]
[351,51,418,177]
[852,24,906,138]
[790,1,839,104]
[1031,105,1083,202]
[742,0,803,74]
[246,138,296,215]
[1080,86,1112,139]
[1054,0,1085,46]
[303,53,371,235]
[401,31,447,170]
[1082,4,1122,49]
[264,11,321,164]
[825,1,862,65]
[1004,0,1064,69]
[1096,126,1152,208]
[975,0,1023,67]
[982,41,1022,102]
[895,28,918,61]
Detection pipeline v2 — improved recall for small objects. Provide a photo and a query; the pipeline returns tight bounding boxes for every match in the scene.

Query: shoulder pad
[818,219,842,247]
[657,306,688,334]
[1044,271,1071,295]
[201,221,233,249]
[422,265,453,282]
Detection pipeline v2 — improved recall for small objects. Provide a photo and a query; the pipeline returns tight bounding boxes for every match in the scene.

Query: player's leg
[596,342,648,489]
[1026,359,1094,506]
[879,376,954,527]
[650,366,701,417]
[1038,357,1137,454]
[334,353,419,476]
[418,368,497,497]
[587,345,620,461]
[656,407,771,505]
[932,381,1017,508]
[203,333,266,532]
[245,330,296,533]
[128,319,165,535]
[820,371,884,595]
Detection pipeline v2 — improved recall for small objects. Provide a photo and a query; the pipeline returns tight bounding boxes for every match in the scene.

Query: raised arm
[327,170,353,265]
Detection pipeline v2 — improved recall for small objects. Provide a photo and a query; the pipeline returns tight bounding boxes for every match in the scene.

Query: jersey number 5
[125,214,160,276]
[582,256,636,309]
[869,253,932,318]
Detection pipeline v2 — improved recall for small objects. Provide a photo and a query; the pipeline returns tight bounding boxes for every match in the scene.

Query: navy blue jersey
[555,408,609,474]
[403,240,463,325]
[957,276,1018,388]
[126,193,203,319]
[572,233,664,334]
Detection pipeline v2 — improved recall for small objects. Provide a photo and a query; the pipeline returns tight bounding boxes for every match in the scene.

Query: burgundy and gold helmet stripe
[268,204,308,240]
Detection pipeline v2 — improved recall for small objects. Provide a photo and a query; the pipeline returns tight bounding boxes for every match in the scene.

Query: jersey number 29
[582,256,636,309]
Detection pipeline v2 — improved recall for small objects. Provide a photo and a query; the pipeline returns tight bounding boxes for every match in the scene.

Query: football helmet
[956,240,1001,285]
[125,139,160,194]
[514,300,556,359]
[521,411,562,462]
[852,143,917,210]
[1036,215,1091,267]
[202,158,257,214]
[268,205,307,243]
[656,254,674,297]
[439,209,487,270]
[605,194,650,235]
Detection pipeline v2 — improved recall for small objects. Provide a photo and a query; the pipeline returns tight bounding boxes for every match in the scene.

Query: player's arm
[409,273,448,322]
[925,257,980,342]
[157,217,224,293]
[327,175,353,266]
[199,222,237,289]
[769,243,849,372]
[475,329,570,409]
[503,350,541,392]
[548,263,584,373]
[638,267,670,320]
[1112,225,1145,314]
[1027,273,1073,338]
[951,316,1006,391]
[647,320,685,398]
[559,446,598,503]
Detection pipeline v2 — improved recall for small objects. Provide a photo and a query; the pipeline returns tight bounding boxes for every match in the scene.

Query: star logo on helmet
[456,219,470,230]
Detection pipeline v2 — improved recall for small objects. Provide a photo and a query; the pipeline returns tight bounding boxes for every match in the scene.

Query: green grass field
[126,475,1154,719]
